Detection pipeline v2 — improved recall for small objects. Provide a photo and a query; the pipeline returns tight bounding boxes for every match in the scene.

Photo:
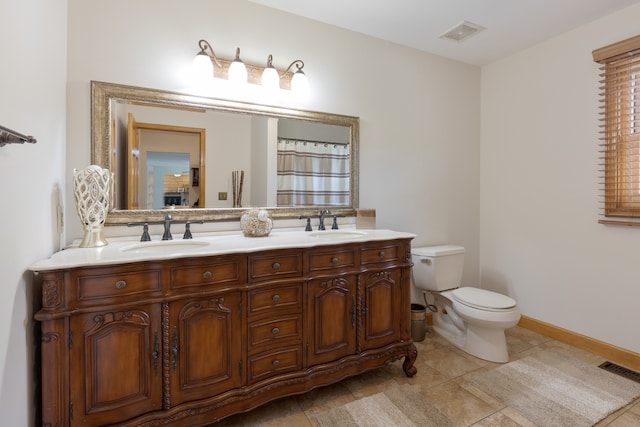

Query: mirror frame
[91,81,359,225]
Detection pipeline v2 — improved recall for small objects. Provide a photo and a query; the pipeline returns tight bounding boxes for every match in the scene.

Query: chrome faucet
[318,209,331,231]
[299,216,312,231]
[183,220,204,239]
[162,214,173,240]
[127,222,152,241]
[332,215,345,230]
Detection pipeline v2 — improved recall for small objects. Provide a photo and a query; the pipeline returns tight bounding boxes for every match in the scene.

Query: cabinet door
[307,275,357,366]
[69,304,162,426]
[360,269,403,350]
[169,292,242,406]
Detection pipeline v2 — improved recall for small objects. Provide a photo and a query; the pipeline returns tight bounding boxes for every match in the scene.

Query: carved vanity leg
[40,322,67,426]
[402,343,418,377]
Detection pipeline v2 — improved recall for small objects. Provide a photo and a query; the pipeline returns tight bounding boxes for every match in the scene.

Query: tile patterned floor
[213,326,640,426]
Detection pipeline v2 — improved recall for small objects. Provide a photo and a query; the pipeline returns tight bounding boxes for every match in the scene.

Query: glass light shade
[261,67,280,90]
[192,53,214,83]
[291,71,309,95]
[228,60,248,84]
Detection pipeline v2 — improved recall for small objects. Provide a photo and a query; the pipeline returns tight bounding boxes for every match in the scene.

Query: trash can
[411,303,427,342]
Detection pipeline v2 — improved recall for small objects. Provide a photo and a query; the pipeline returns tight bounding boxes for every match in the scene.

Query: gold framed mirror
[91,81,359,225]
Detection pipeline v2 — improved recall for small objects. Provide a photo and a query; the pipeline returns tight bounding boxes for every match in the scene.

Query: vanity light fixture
[192,39,308,93]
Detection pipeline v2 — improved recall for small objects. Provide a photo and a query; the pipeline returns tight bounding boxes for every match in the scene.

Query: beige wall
[480,3,640,354]
[0,0,67,425]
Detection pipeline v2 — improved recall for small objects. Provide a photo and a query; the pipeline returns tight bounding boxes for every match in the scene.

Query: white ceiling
[249,0,640,66]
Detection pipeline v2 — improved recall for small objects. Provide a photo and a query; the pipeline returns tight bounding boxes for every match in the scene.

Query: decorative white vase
[73,165,112,247]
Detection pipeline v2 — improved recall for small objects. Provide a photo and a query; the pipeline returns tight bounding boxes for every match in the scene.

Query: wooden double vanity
[32,229,417,426]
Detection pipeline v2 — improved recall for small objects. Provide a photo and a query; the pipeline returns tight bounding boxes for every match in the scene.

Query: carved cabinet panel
[360,269,403,350]
[168,292,243,407]
[68,304,162,426]
[307,275,358,366]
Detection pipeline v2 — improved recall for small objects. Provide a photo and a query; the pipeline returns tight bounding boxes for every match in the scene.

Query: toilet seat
[451,287,516,312]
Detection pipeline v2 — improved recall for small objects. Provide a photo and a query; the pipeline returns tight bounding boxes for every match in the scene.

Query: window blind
[593,35,640,224]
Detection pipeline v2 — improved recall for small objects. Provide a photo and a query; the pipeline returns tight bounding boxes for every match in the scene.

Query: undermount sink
[308,230,367,240]
[120,240,211,254]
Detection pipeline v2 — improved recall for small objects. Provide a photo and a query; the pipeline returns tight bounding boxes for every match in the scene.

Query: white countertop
[30,228,415,271]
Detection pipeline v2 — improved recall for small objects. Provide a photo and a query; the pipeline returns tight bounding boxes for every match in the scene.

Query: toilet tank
[411,245,465,291]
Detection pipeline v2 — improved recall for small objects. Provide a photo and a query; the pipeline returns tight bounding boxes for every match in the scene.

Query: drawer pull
[115,280,127,289]
[379,251,385,258]
[272,262,281,271]
[272,359,280,368]
[331,257,339,264]
[272,327,280,335]
[272,294,280,302]
[203,271,212,280]
[152,333,159,374]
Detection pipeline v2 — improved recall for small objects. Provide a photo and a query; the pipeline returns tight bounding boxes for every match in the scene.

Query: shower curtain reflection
[276,139,350,206]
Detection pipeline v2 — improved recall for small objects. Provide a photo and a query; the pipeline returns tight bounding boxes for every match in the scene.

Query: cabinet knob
[272,262,281,270]
[272,327,280,335]
[331,257,339,264]
[115,280,127,289]
[272,294,280,302]
[272,359,280,368]
[203,271,212,280]
[379,251,385,258]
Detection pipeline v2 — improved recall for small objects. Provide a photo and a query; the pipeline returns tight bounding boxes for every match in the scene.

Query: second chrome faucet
[162,214,173,240]
[299,209,339,231]
[318,209,332,231]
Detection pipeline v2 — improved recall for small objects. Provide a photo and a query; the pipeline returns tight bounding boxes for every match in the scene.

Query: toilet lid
[451,287,516,310]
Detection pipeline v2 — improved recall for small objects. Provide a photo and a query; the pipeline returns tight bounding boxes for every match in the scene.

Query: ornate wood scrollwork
[90,310,151,330]
[319,277,350,292]
[41,332,60,343]
[42,277,62,309]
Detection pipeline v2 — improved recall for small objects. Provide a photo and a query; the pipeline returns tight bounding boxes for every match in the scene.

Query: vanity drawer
[309,248,356,272]
[76,268,162,303]
[360,243,401,265]
[247,346,302,384]
[248,252,303,282]
[248,315,302,348]
[248,283,303,315]
[170,256,244,289]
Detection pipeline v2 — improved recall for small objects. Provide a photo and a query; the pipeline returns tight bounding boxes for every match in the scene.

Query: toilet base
[432,310,512,363]
[464,324,510,363]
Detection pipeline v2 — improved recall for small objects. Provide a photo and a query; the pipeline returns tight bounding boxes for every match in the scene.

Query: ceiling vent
[440,20,485,43]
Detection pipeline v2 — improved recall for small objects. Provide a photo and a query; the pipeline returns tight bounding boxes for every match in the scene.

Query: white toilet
[411,245,520,363]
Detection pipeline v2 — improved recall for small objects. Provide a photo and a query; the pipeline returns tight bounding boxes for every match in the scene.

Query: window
[593,35,640,223]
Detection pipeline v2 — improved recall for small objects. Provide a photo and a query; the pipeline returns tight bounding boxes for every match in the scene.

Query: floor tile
[418,379,499,426]
[422,345,485,379]
[470,412,525,427]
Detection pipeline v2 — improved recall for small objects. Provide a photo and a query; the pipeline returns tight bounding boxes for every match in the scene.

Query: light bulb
[262,66,280,90]
[291,70,309,96]
[192,53,214,84]
[228,48,247,84]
